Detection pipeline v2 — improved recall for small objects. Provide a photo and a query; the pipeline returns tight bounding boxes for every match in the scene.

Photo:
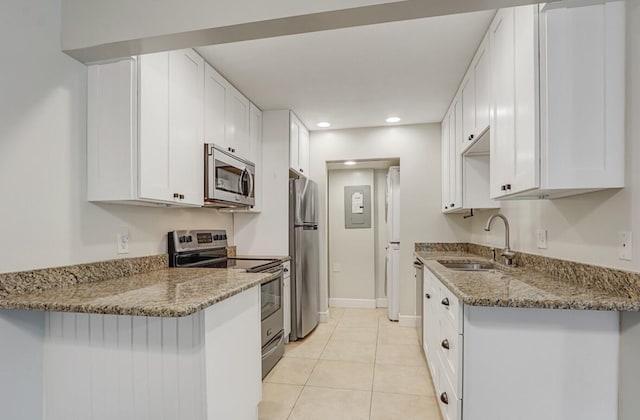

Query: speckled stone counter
[0,255,278,317]
[415,243,640,311]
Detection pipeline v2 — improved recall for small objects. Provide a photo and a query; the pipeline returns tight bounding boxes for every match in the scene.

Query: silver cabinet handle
[440,392,449,405]
[441,339,450,350]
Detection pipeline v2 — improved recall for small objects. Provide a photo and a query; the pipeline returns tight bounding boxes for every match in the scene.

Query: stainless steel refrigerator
[289,177,320,341]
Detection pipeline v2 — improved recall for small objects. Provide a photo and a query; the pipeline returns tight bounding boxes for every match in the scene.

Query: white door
[290,114,300,172]
[474,34,491,135]
[441,111,450,212]
[490,8,516,198]
[298,125,310,176]
[386,244,400,321]
[225,85,250,159]
[461,74,475,147]
[138,52,172,203]
[204,63,227,148]
[168,49,204,206]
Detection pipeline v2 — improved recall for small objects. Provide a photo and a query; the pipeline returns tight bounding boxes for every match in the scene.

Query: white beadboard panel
[43,311,207,420]
[204,286,261,420]
[0,310,45,420]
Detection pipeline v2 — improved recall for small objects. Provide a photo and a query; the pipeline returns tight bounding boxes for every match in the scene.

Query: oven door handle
[238,167,247,196]
[261,332,284,360]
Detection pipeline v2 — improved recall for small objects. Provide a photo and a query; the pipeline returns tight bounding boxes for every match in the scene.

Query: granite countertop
[0,267,278,317]
[416,251,640,311]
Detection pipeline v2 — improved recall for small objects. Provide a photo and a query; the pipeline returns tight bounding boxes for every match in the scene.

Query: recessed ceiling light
[386,117,401,123]
[344,161,357,166]
[317,122,331,128]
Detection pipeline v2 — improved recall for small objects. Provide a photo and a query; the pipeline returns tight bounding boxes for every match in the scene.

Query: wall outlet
[536,229,548,249]
[332,263,342,272]
[117,231,130,254]
[619,232,632,261]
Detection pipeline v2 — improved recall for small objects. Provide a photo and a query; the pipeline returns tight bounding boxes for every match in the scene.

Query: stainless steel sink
[437,261,496,271]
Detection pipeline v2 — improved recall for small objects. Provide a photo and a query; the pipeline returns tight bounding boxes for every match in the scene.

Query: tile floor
[259,308,443,420]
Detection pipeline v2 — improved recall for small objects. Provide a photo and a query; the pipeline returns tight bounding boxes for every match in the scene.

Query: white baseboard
[318,311,329,323]
[328,298,377,309]
[376,298,388,308]
[399,314,418,327]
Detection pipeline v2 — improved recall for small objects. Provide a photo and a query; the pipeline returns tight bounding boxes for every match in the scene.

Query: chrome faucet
[484,213,516,266]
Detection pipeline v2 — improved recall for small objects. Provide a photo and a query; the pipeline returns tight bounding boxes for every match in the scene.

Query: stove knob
[187,236,193,243]
[213,235,219,240]
[179,236,186,243]
[222,234,227,240]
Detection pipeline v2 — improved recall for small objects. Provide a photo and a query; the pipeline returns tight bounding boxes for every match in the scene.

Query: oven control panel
[169,229,228,253]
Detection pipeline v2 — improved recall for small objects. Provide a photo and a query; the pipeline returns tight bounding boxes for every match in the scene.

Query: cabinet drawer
[436,358,462,420]
[437,282,463,334]
[438,317,463,397]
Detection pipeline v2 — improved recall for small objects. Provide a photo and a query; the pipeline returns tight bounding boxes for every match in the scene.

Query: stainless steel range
[168,229,284,378]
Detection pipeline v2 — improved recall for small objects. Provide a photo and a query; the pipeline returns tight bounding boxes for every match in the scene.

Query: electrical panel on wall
[344,185,371,229]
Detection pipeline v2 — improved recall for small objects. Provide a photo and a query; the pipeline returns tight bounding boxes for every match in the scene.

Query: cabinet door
[298,125,310,176]
[441,112,450,212]
[489,8,516,199]
[473,34,491,135]
[451,98,463,210]
[168,49,205,206]
[289,113,301,172]
[204,63,227,148]
[512,5,539,195]
[138,52,172,203]
[225,85,250,159]
[461,75,475,147]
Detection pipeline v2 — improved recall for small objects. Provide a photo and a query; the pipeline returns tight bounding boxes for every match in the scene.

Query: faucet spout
[484,213,515,265]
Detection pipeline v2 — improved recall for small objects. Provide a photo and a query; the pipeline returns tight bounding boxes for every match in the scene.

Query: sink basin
[437,261,496,271]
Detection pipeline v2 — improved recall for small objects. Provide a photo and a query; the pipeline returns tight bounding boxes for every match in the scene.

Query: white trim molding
[375,298,388,308]
[398,314,418,327]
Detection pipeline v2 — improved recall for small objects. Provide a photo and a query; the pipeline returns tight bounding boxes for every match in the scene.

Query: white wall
[374,169,388,302]
[0,0,234,275]
[311,124,470,317]
[328,169,376,302]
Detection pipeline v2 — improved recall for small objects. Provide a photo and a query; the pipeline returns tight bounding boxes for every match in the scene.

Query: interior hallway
[259,308,442,420]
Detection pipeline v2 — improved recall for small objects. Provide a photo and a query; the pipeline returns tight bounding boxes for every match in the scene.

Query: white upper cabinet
[461,34,491,152]
[441,94,463,213]
[225,84,251,159]
[290,112,310,176]
[204,62,252,161]
[88,49,204,207]
[168,49,205,206]
[490,1,625,200]
[204,63,226,148]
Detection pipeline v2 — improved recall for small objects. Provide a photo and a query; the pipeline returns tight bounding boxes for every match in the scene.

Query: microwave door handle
[247,168,254,198]
[238,167,247,195]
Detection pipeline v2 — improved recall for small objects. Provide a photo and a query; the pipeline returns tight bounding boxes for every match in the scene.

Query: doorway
[327,159,399,309]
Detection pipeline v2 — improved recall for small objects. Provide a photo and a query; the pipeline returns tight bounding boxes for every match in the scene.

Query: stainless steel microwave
[204,144,255,208]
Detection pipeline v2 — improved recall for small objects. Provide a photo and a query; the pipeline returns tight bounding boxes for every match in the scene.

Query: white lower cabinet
[42,287,262,420]
[423,267,619,420]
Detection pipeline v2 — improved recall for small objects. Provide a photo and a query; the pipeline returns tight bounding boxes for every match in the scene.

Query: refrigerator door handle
[295,227,304,335]
[384,252,389,297]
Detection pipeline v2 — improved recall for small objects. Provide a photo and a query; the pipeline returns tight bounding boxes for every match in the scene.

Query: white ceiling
[197,10,495,131]
[326,159,400,171]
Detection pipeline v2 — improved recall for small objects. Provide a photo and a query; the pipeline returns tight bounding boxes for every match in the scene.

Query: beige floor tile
[370,392,442,420]
[342,308,382,319]
[258,383,303,420]
[288,386,371,420]
[284,330,331,359]
[313,322,337,336]
[338,316,381,328]
[329,307,346,320]
[373,363,434,396]
[307,359,374,391]
[264,357,317,385]
[377,324,420,346]
[376,343,427,367]
[321,339,376,363]
[331,327,378,344]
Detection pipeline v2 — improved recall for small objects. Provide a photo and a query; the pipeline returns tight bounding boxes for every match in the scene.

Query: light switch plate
[536,229,548,249]
[117,231,130,254]
[619,232,632,261]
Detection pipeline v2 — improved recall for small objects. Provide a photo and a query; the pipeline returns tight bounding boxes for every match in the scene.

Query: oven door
[205,144,255,206]
[261,271,283,347]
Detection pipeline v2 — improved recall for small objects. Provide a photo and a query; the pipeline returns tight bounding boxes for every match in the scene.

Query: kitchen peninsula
[0,255,276,420]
